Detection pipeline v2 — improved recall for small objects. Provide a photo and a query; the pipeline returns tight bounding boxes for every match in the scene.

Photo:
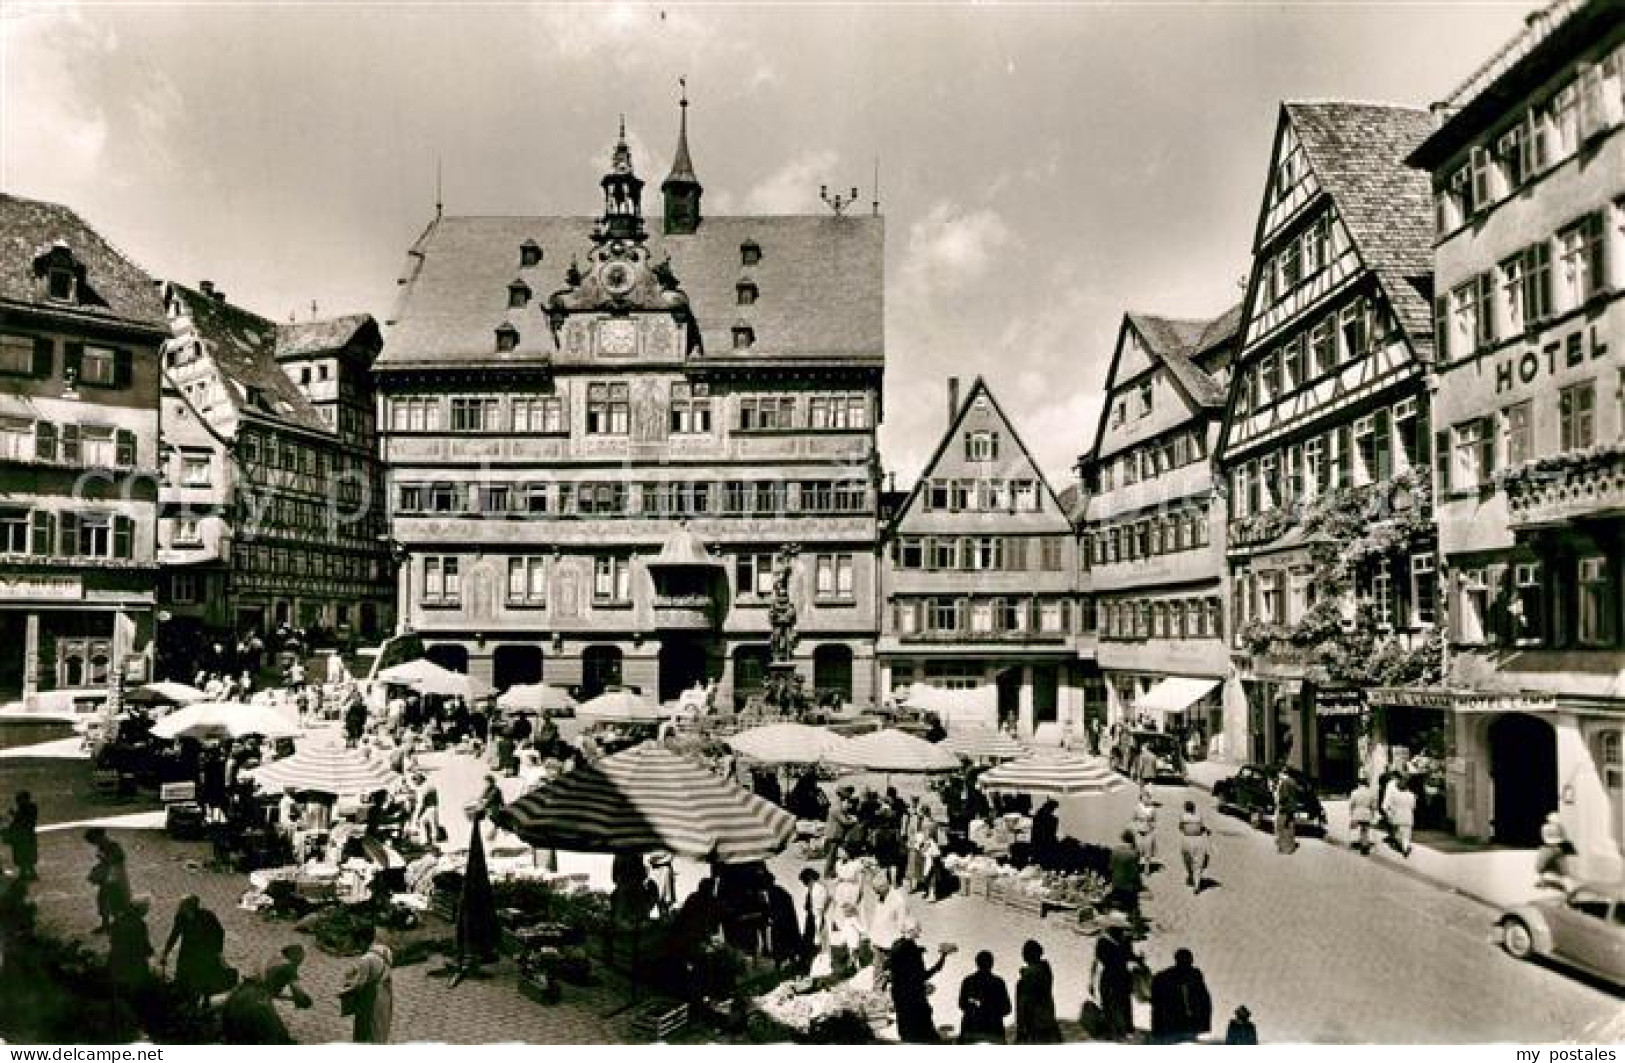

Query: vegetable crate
[1002,891,1046,917]
[961,873,992,899]
[628,999,689,1041]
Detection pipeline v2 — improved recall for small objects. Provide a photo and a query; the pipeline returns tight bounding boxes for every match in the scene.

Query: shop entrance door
[996,667,1022,731]
[1489,712,1556,846]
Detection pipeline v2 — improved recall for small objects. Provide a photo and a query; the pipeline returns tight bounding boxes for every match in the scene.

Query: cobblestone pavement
[7,759,1622,1044]
[819,782,1623,1045]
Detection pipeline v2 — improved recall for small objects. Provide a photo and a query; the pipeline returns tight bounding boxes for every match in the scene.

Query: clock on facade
[601,261,636,296]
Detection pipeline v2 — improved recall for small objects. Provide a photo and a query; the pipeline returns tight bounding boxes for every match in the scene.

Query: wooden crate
[1002,890,1045,916]
[628,999,689,1041]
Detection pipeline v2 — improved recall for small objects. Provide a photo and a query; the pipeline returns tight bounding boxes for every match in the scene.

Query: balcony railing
[1501,445,1625,529]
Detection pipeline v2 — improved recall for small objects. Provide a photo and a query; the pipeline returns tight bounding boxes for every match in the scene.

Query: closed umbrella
[727,723,847,765]
[499,742,796,864]
[442,813,501,986]
[978,753,1126,796]
[826,728,959,774]
[496,683,577,717]
[248,740,398,797]
[939,728,1028,762]
[126,681,208,707]
[576,689,665,725]
[150,702,302,741]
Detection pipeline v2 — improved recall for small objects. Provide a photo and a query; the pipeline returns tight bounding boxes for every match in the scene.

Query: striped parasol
[825,728,960,774]
[126,681,209,707]
[378,658,494,700]
[939,728,1028,762]
[498,742,796,863]
[727,722,848,764]
[977,753,1126,796]
[249,740,399,797]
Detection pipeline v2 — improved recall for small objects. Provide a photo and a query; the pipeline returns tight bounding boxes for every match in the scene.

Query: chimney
[947,376,960,426]
[887,471,897,493]
[213,289,226,304]
[199,280,214,297]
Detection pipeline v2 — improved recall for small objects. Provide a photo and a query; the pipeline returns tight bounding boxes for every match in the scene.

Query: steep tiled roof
[275,314,376,360]
[381,214,883,367]
[1283,102,1436,357]
[1124,305,1239,409]
[0,193,166,330]
[167,284,328,435]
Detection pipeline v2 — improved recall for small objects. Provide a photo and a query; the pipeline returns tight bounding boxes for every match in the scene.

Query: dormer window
[47,268,76,302]
[495,323,520,353]
[740,240,761,267]
[736,280,758,306]
[519,240,542,268]
[508,279,531,309]
[732,323,755,350]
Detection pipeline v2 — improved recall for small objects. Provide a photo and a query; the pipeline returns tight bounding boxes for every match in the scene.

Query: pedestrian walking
[868,875,910,992]
[889,923,948,1043]
[1090,917,1138,1042]
[1383,779,1417,857]
[339,925,394,1044]
[221,945,312,1044]
[1132,785,1159,873]
[1150,947,1214,1044]
[85,828,131,933]
[957,949,1012,1044]
[1272,770,1299,855]
[1177,799,1212,891]
[1134,742,1159,785]
[1347,776,1378,855]
[6,791,39,881]
[824,791,853,876]
[1108,828,1144,924]
[159,895,231,1005]
[1015,939,1062,1044]
[410,770,443,847]
[827,858,866,977]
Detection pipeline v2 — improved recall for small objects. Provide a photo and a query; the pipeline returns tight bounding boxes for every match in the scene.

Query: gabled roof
[888,376,1075,538]
[166,283,329,436]
[1279,101,1436,356]
[1083,304,1239,468]
[275,314,378,361]
[0,193,166,331]
[380,214,883,368]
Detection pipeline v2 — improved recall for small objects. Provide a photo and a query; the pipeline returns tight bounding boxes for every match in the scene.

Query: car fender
[1497,906,1554,954]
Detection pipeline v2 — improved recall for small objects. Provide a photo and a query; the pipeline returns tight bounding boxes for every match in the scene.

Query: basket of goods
[517,952,562,1005]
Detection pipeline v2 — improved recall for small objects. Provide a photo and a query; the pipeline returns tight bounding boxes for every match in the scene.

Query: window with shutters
[1454,418,1495,487]
[1469,145,1495,212]
[1497,122,1530,191]
[1510,241,1553,325]
[1558,213,1606,309]
[964,430,998,462]
[79,427,116,468]
[79,346,117,387]
[1560,381,1596,452]
[1503,401,1533,467]
[1505,561,1544,645]
[927,598,961,633]
[114,430,136,468]
[1370,562,1395,628]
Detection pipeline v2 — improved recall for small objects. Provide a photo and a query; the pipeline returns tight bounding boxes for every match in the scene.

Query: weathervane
[820,183,861,217]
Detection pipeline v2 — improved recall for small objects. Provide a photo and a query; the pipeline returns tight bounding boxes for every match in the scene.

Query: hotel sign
[1367,687,1558,714]
[0,574,83,600]
[1494,322,1610,394]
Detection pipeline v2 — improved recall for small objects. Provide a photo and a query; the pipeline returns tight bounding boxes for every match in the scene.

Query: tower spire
[662,76,703,235]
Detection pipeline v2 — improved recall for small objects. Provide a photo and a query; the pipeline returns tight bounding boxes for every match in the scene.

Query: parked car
[1211,764,1328,833]
[1110,729,1187,783]
[1496,882,1625,987]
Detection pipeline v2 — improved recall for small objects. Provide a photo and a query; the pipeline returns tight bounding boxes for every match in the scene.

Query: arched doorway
[426,643,469,674]
[1489,712,1557,846]
[659,638,712,705]
[732,645,770,711]
[813,645,854,708]
[581,645,623,701]
[493,644,543,691]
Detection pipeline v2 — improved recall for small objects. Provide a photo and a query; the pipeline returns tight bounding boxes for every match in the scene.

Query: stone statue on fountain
[763,544,806,717]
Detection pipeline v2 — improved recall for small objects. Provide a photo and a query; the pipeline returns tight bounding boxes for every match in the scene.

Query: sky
[2,1,1534,489]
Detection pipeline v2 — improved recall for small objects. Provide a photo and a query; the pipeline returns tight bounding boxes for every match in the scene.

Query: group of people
[1346,771,1419,858]
[822,786,947,900]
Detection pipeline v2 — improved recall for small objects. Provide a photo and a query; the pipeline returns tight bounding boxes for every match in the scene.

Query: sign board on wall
[0,574,83,600]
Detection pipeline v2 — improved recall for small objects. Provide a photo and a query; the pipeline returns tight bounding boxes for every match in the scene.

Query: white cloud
[897,200,1014,306]
[740,149,837,215]
[1,7,112,192]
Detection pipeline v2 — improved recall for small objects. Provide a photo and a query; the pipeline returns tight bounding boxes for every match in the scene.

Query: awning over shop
[1136,676,1220,718]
